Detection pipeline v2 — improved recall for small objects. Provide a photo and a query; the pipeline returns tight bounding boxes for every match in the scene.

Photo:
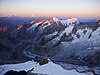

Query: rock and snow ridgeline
[0,17,100,75]
[0,60,90,75]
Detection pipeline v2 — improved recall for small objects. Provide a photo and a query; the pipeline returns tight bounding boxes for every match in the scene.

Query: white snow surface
[27,24,38,32]
[67,17,79,25]
[0,60,88,75]
[60,20,68,26]
[60,17,79,26]
[52,17,59,22]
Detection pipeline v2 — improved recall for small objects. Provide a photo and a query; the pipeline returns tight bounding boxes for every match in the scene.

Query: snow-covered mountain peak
[67,17,80,25]
[30,17,59,25]
[60,17,79,26]
[30,20,34,24]
[52,17,59,22]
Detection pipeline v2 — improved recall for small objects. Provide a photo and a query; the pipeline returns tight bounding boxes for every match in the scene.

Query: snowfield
[0,60,89,75]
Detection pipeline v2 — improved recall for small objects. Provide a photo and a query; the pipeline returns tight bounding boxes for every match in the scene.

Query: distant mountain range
[0,16,100,27]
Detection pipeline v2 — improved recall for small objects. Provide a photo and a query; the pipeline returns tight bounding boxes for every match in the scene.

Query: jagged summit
[29,17,79,26]
[29,17,59,25]
[52,17,59,22]
[60,17,80,26]
[67,17,80,25]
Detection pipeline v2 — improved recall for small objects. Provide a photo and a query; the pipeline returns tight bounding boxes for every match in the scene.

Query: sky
[0,0,100,17]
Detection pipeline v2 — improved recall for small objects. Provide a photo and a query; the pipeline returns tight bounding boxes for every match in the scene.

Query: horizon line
[0,15,100,18]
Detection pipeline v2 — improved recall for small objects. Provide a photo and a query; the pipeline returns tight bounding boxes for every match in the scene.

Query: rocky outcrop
[4,70,48,75]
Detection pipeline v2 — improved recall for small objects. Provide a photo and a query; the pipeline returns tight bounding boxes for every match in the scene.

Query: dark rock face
[34,56,49,65]
[0,23,33,64]
[4,70,27,75]
[4,70,49,75]
[4,70,18,75]
[90,20,100,31]
[18,71,27,75]
[83,51,100,68]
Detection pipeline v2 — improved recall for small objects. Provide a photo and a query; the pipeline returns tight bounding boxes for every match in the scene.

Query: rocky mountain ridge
[0,18,100,74]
